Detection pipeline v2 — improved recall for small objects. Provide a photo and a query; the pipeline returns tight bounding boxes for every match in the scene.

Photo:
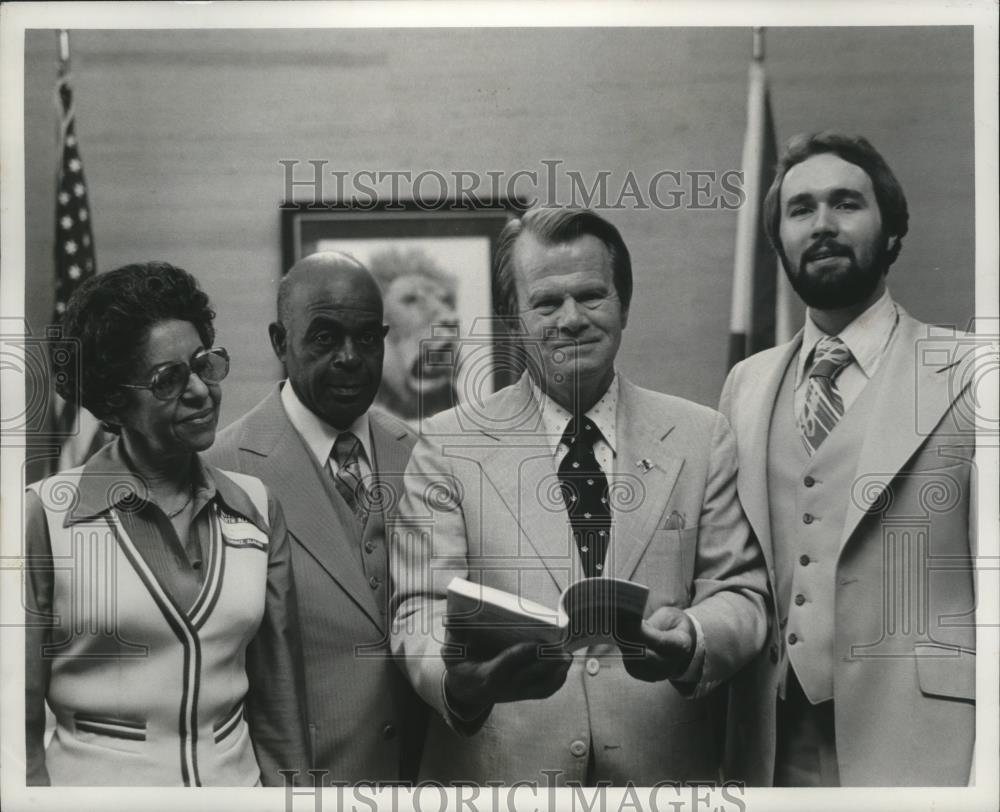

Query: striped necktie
[798,335,853,455]
[330,431,367,524]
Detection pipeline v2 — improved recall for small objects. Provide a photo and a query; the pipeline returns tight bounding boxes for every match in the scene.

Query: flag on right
[727,28,799,369]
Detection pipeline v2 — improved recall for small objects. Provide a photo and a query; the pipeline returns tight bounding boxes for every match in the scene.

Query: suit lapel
[361,411,414,613]
[476,377,687,589]
[840,313,963,549]
[737,335,801,574]
[368,409,413,485]
[612,381,683,581]
[474,378,579,595]
[238,387,383,629]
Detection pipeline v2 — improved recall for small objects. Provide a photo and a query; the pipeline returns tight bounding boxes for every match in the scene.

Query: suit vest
[310,442,391,620]
[29,467,271,786]
[767,356,879,704]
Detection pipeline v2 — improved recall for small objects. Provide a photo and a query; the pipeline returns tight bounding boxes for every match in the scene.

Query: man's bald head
[277,251,380,326]
[270,251,389,429]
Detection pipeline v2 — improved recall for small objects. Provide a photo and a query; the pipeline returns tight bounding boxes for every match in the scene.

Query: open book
[445,576,649,657]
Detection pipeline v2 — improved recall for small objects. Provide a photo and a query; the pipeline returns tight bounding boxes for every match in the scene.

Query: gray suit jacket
[207,384,425,783]
[720,309,976,785]
[390,374,768,785]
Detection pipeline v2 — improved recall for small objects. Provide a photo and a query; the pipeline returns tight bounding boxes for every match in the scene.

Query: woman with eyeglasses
[24,262,309,786]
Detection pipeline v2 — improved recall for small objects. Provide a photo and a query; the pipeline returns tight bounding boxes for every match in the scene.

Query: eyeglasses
[120,347,230,401]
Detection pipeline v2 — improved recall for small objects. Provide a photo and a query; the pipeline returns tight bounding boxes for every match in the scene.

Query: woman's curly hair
[57,262,216,422]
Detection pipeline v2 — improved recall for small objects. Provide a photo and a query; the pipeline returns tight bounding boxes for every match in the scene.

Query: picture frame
[280,200,525,424]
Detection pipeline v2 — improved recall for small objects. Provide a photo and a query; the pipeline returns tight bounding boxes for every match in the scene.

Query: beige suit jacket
[719,309,976,786]
[207,384,425,783]
[390,374,768,785]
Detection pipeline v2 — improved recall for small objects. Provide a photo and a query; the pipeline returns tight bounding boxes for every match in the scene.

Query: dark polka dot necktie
[558,416,611,577]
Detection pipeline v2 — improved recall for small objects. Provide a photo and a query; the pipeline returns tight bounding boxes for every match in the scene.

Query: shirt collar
[280,379,372,468]
[529,372,620,458]
[66,437,266,532]
[796,287,899,388]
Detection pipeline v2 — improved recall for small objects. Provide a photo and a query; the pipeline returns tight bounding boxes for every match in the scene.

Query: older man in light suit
[208,252,425,784]
[721,133,976,786]
[390,207,768,786]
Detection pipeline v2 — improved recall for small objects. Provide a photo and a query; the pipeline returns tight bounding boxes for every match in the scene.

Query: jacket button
[769,645,778,664]
[799,554,810,566]
[794,594,806,606]
[570,739,588,757]
[803,513,814,524]
[804,475,816,487]
[369,575,381,589]
[381,723,396,741]
[586,658,600,676]
[788,633,798,645]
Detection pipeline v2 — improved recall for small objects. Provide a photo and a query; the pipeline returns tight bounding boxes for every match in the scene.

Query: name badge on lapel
[217,508,268,552]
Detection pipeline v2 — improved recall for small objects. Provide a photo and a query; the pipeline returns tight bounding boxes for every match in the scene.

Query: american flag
[52,30,104,470]
[53,33,96,319]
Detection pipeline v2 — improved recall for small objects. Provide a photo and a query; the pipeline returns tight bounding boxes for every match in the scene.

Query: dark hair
[763,131,909,267]
[492,207,633,317]
[57,262,216,421]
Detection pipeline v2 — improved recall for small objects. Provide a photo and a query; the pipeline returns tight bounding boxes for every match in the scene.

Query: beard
[780,236,888,310]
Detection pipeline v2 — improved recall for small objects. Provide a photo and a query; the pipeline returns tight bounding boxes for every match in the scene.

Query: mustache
[803,239,855,263]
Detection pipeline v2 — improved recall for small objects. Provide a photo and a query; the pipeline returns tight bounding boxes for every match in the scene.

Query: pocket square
[663,510,686,530]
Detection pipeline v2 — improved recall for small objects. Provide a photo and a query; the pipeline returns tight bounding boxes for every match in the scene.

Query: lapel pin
[636,458,654,473]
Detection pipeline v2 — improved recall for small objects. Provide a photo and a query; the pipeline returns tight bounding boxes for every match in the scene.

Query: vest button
[803,513,814,524]
[381,723,397,741]
[799,554,810,566]
[586,658,600,676]
[365,540,377,554]
[369,575,381,589]
[804,475,816,487]
[570,739,588,757]
[788,633,798,645]
[794,594,806,606]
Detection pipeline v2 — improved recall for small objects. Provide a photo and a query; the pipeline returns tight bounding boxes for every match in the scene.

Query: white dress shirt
[529,373,620,474]
[795,287,900,416]
[280,381,373,480]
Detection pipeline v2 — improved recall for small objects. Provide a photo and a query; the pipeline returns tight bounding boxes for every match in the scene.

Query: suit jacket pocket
[213,702,245,747]
[635,528,699,609]
[72,712,146,754]
[915,643,975,702]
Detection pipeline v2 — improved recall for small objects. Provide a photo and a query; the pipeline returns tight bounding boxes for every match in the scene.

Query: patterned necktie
[558,416,611,577]
[330,431,367,524]
[798,336,854,455]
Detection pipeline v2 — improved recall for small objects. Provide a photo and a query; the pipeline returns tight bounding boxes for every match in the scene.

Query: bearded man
[720,132,976,786]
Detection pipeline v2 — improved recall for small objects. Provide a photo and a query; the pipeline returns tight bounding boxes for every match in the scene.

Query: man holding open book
[390,207,769,786]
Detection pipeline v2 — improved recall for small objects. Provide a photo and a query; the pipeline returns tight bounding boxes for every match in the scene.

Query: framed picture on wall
[280,201,524,425]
